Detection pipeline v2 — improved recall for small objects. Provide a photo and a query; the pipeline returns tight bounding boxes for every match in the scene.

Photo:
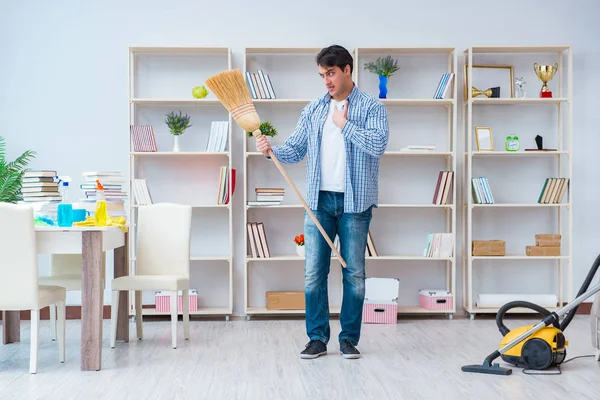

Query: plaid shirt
[271,85,389,213]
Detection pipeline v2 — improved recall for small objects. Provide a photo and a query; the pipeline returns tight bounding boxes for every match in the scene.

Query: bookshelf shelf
[128,46,234,320]
[462,45,572,319]
[242,46,458,317]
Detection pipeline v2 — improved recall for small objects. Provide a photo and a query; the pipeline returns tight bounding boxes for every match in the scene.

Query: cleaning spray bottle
[95,179,108,226]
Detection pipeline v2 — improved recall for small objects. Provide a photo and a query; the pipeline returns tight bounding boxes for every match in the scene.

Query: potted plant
[364,55,400,99]
[0,136,36,203]
[165,110,192,152]
[247,121,278,138]
[294,233,305,257]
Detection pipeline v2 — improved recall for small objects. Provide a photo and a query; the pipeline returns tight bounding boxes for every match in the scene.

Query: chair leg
[49,304,57,341]
[170,291,178,349]
[30,309,40,374]
[596,349,600,362]
[110,290,119,348]
[56,301,66,363]
[135,291,143,340]
[182,290,190,340]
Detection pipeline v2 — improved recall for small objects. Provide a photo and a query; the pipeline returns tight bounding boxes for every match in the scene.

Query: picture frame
[475,126,494,151]
[463,64,515,101]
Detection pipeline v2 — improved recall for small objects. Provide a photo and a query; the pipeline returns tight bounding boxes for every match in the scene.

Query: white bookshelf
[242,47,458,318]
[128,46,234,320]
[461,45,572,319]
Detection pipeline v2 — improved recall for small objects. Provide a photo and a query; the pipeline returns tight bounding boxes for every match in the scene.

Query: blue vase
[378,75,388,99]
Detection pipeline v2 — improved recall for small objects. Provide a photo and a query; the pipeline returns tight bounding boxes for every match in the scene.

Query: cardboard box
[155,290,198,313]
[535,234,561,247]
[526,245,560,256]
[419,289,453,311]
[472,240,506,256]
[363,277,399,324]
[266,291,305,310]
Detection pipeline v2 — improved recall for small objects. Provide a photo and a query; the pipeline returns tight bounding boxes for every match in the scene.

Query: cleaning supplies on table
[57,176,73,227]
[95,179,107,227]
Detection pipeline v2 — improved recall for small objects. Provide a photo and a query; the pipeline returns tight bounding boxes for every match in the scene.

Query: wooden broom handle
[266,148,347,268]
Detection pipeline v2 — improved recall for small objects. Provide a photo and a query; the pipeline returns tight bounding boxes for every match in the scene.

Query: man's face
[318,64,350,99]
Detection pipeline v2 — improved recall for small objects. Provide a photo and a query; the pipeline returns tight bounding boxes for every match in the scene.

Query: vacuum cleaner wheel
[522,338,554,370]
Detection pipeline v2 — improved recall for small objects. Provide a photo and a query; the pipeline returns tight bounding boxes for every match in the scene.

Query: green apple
[192,85,209,99]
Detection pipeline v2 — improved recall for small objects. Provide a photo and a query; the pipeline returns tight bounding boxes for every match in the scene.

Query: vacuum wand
[462,281,600,375]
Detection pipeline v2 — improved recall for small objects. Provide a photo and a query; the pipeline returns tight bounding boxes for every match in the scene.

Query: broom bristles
[205,69,261,134]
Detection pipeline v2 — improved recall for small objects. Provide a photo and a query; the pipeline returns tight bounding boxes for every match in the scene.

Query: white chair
[0,202,66,373]
[39,254,105,340]
[110,203,192,349]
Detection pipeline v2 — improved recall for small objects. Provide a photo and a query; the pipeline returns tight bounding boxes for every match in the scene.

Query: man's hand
[332,101,348,129]
[256,134,272,156]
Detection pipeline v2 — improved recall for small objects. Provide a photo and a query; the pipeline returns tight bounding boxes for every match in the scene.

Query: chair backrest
[0,202,39,309]
[136,203,192,277]
[50,254,83,276]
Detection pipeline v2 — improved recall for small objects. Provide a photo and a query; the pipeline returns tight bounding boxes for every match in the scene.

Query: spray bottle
[95,179,108,226]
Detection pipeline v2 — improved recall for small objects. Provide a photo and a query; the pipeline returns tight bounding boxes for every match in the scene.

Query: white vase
[172,135,180,152]
[296,245,305,257]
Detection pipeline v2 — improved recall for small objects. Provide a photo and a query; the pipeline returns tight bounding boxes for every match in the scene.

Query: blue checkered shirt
[271,85,389,213]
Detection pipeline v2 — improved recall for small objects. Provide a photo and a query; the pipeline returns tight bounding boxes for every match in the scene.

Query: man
[256,45,389,359]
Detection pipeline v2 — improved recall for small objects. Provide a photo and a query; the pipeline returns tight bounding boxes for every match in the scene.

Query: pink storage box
[362,277,399,324]
[155,290,198,313]
[419,289,453,311]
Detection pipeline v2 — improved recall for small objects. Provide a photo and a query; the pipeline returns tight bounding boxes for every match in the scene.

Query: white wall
[2,0,600,315]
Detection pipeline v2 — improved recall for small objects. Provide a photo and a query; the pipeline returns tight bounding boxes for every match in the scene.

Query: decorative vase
[378,75,388,99]
[172,135,180,152]
[296,245,305,257]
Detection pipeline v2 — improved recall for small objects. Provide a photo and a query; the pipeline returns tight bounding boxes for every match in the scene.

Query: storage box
[363,277,399,324]
[419,289,453,311]
[472,240,506,256]
[266,291,305,310]
[535,234,561,247]
[526,245,560,256]
[155,290,198,313]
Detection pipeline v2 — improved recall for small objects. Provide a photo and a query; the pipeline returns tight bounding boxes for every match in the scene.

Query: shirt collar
[320,83,358,105]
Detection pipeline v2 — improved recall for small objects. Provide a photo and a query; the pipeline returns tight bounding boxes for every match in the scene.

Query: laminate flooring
[1,315,599,399]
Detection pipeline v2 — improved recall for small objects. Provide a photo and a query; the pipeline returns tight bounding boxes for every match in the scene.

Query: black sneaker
[300,339,327,359]
[340,339,361,359]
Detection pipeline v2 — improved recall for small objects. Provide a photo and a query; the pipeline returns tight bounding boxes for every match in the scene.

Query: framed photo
[475,126,494,151]
[464,64,514,100]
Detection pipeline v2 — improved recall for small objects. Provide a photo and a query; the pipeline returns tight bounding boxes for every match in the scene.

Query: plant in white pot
[294,233,305,257]
[165,110,191,152]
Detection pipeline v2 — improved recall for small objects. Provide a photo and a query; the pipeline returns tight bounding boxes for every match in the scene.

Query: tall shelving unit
[462,46,572,319]
[242,47,458,318]
[128,46,234,320]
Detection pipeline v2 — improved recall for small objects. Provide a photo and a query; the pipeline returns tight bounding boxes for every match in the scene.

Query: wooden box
[526,245,560,256]
[266,291,305,310]
[472,240,506,256]
[535,234,561,247]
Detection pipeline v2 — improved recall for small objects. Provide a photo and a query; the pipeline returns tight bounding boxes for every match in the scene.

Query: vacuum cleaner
[462,253,600,375]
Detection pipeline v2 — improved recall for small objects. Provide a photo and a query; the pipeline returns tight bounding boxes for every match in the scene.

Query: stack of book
[245,69,276,99]
[423,233,454,257]
[20,170,61,203]
[247,187,285,206]
[78,171,127,215]
[206,121,229,152]
[217,166,236,205]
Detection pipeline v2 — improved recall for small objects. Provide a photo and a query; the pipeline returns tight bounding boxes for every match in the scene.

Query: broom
[205,69,347,268]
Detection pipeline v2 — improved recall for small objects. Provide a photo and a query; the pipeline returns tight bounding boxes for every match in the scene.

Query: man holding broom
[256,45,389,359]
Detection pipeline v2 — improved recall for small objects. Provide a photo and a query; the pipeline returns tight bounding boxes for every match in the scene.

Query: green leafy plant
[364,55,400,77]
[0,136,36,203]
[247,121,278,138]
[165,110,192,136]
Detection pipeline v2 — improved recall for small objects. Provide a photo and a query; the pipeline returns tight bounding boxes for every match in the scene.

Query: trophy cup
[472,86,500,98]
[534,63,558,98]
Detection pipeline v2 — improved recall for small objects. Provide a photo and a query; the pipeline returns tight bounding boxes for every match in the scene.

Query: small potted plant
[247,121,278,138]
[165,110,192,152]
[364,55,400,99]
[0,136,36,203]
[294,234,305,257]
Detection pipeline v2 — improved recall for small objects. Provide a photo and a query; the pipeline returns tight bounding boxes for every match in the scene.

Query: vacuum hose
[496,252,600,335]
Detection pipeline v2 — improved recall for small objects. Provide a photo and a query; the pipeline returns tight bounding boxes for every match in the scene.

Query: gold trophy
[472,86,500,98]
[534,63,558,98]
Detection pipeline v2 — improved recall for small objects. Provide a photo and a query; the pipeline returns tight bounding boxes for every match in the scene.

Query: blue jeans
[304,191,373,346]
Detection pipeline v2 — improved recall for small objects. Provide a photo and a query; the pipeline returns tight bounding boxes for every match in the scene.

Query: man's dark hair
[316,45,353,74]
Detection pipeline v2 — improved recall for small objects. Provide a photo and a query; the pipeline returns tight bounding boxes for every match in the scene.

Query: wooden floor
[1,315,599,399]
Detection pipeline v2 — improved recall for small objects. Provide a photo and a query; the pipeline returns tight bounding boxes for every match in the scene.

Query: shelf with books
[462,45,572,319]
[128,46,234,319]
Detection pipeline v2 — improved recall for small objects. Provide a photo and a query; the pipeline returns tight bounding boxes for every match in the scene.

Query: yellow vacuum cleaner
[462,254,600,375]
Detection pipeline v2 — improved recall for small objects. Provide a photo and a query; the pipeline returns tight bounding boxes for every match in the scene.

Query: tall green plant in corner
[0,136,36,203]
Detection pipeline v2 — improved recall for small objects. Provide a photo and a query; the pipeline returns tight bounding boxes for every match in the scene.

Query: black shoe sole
[341,351,361,359]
